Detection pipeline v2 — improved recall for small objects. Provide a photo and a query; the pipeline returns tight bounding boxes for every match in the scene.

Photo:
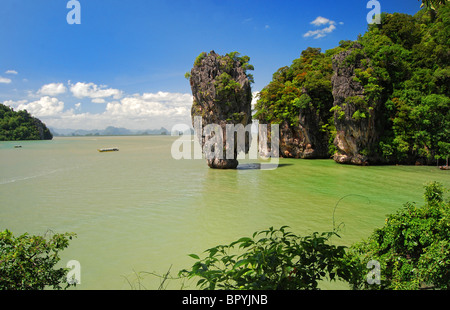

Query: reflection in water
[237,163,261,170]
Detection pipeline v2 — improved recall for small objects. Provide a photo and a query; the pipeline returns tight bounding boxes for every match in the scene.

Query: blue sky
[0,0,421,130]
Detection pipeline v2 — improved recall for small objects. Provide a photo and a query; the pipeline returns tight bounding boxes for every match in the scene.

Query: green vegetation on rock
[253,4,449,165]
[0,103,53,141]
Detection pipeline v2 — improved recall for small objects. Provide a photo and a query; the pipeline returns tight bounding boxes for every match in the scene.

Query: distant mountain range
[50,126,171,136]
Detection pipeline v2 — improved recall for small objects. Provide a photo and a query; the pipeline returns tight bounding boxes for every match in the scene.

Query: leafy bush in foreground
[347,181,449,289]
[179,227,356,290]
[0,230,76,290]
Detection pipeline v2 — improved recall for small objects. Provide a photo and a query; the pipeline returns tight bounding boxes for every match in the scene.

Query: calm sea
[0,136,448,289]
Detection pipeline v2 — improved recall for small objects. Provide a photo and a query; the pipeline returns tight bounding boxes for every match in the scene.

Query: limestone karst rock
[331,43,384,165]
[189,51,253,169]
[278,111,331,160]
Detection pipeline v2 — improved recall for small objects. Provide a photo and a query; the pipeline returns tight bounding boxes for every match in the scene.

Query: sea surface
[0,136,448,289]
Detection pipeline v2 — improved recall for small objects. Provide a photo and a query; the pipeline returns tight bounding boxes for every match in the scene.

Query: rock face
[279,122,303,158]
[331,43,382,165]
[189,51,253,169]
[279,109,329,159]
[298,101,332,159]
[32,117,53,140]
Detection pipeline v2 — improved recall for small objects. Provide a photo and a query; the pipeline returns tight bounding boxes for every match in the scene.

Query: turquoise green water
[0,136,448,289]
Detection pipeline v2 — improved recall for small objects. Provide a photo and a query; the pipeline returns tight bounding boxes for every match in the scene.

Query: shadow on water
[236,163,293,170]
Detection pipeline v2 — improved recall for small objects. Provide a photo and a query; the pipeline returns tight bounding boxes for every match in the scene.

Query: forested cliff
[254,5,449,165]
[0,103,53,141]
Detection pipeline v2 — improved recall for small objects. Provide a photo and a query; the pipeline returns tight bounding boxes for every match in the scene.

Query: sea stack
[189,51,253,169]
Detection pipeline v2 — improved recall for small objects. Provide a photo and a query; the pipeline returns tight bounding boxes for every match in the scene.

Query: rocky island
[254,6,449,166]
[188,51,254,169]
[0,103,53,141]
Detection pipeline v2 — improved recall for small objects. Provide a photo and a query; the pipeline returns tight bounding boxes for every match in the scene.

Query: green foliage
[352,110,367,121]
[420,0,448,10]
[224,51,255,84]
[0,230,76,290]
[0,103,53,141]
[360,6,450,164]
[214,72,242,105]
[330,105,345,120]
[379,13,422,49]
[179,227,355,290]
[343,95,372,122]
[347,182,450,290]
[194,52,207,67]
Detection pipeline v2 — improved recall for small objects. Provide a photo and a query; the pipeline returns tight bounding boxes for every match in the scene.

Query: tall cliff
[331,43,384,165]
[278,102,331,159]
[189,51,253,169]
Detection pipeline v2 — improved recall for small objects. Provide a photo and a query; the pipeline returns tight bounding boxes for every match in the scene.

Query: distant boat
[98,147,119,152]
[14,145,22,148]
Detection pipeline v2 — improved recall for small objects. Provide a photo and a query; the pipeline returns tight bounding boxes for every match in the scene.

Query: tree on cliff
[0,103,53,141]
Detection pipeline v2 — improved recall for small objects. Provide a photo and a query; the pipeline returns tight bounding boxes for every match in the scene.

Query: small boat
[439,166,449,171]
[98,147,119,152]
[14,145,22,148]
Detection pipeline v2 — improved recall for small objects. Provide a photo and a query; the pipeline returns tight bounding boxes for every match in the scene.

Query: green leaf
[233,259,249,269]
[188,254,200,260]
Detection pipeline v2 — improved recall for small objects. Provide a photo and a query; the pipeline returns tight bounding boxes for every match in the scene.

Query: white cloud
[10,96,65,117]
[38,83,67,96]
[91,98,106,104]
[5,70,18,75]
[4,80,194,130]
[106,91,192,119]
[3,99,28,107]
[0,76,12,84]
[7,91,193,131]
[100,91,192,129]
[70,82,123,100]
[304,16,339,39]
[310,16,335,26]
[303,24,336,39]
